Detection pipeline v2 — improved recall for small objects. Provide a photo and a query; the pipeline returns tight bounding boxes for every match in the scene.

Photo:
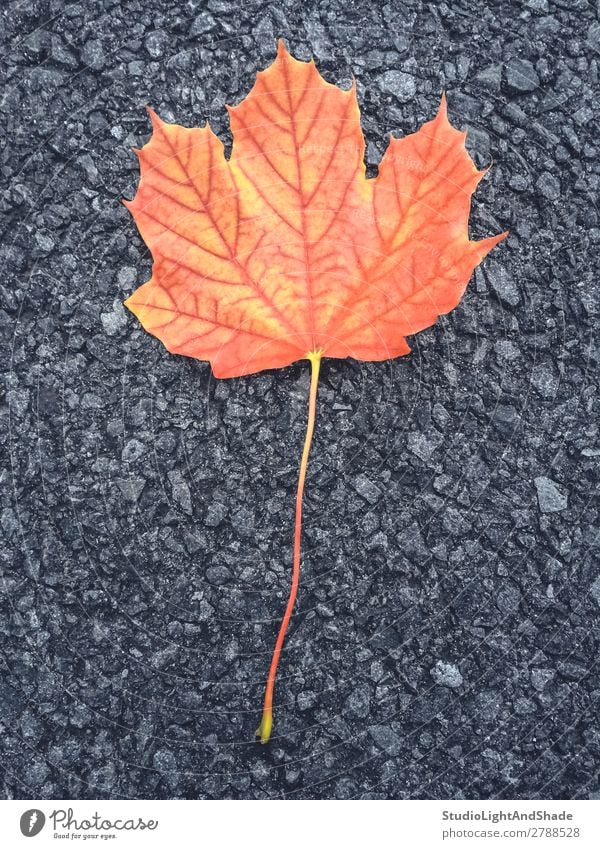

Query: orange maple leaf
[123,40,506,743]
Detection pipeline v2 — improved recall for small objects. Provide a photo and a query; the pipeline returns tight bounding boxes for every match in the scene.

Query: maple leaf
[123,40,507,743]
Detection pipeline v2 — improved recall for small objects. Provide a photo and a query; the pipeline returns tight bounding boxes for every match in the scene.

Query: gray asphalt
[1,0,599,799]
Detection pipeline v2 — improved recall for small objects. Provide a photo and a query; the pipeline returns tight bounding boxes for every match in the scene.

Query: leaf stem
[255,350,322,744]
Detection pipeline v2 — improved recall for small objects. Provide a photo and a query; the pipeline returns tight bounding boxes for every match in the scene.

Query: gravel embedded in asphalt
[1,0,599,800]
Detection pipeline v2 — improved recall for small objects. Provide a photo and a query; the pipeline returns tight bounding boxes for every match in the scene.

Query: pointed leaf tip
[145,106,163,129]
[438,91,448,118]
[474,230,509,259]
[474,163,492,184]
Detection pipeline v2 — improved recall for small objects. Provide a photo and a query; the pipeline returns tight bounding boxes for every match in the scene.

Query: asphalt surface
[1,0,599,800]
